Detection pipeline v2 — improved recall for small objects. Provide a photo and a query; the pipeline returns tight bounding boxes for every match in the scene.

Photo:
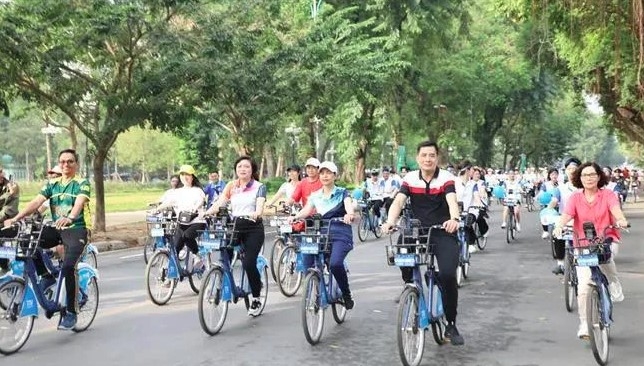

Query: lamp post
[284,124,302,165]
[40,125,62,170]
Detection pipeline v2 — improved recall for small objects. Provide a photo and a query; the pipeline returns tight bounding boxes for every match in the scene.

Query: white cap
[318,161,338,174]
[305,157,321,168]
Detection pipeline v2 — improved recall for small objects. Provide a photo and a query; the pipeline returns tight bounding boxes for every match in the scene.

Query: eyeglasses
[59,159,76,165]
[581,173,598,178]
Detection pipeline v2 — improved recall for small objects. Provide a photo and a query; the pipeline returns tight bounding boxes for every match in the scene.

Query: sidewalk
[105,210,147,227]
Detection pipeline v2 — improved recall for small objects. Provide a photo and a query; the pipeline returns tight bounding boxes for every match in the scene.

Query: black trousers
[552,238,565,260]
[400,232,460,323]
[233,219,265,298]
[173,222,207,255]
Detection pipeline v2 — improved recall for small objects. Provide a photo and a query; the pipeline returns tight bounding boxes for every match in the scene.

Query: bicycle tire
[276,246,302,297]
[456,266,463,288]
[357,216,369,242]
[563,255,576,312]
[84,250,98,269]
[73,276,99,332]
[0,278,34,355]
[587,286,610,365]
[373,211,383,238]
[270,237,286,282]
[143,236,155,264]
[506,214,513,244]
[397,286,425,366]
[301,272,325,345]
[331,302,347,324]
[198,267,228,335]
[474,222,487,250]
[145,251,176,306]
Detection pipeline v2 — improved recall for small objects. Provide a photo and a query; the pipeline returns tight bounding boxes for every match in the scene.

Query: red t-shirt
[291,178,322,206]
[564,188,620,246]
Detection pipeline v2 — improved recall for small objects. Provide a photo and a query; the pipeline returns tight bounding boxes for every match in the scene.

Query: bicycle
[504,192,518,244]
[455,215,469,288]
[143,207,175,264]
[295,215,350,345]
[357,199,383,242]
[144,211,206,305]
[523,187,535,212]
[572,224,627,366]
[558,225,577,312]
[268,202,301,283]
[0,219,99,355]
[197,215,269,335]
[385,221,447,366]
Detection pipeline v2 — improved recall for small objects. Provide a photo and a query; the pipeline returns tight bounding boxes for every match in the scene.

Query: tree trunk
[475,104,506,167]
[354,139,368,184]
[92,148,108,232]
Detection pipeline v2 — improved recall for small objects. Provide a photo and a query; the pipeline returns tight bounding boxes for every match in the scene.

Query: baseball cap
[318,161,338,174]
[286,164,301,172]
[48,166,63,175]
[305,157,320,168]
[178,164,196,175]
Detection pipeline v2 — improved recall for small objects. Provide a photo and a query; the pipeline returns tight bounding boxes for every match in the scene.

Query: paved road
[4,204,644,365]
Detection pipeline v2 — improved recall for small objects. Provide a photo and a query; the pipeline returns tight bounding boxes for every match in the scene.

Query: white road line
[120,253,144,259]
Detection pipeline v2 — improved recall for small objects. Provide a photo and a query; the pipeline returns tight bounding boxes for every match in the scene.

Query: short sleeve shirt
[308,186,352,239]
[399,169,456,227]
[40,175,91,229]
[226,180,267,217]
[291,178,322,207]
[564,189,620,246]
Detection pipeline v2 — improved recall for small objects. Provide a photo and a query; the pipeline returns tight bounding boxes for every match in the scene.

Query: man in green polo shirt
[4,148,91,330]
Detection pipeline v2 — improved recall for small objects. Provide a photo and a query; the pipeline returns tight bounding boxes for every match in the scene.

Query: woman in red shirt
[554,162,628,339]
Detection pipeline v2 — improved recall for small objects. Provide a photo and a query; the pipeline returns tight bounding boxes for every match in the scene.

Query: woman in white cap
[206,156,267,316]
[289,161,356,309]
[157,164,207,267]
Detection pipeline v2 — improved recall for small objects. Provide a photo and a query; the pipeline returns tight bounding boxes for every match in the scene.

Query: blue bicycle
[143,208,175,264]
[197,215,269,335]
[386,221,447,366]
[296,216,349,345]
[455,214,469,288]
[0,219,99,355]
[144,212,206,305]
[357,200,383,242]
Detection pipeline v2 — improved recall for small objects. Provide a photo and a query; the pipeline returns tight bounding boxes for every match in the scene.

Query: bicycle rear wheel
[474,222,487,250]
[396,287,425,366]
[270,238,285,282]
[331,302,347,324]
[587,286,609,365]
[301,272,324,345]
[145,251,176,306]
[84,250,98,269]
[0,278,34,355]
[357,216,369,242]
[373,213,383,238]
[563,255,576,312]
[277,246,302,297]
[73,276,99,332]
[198,267,228,335]
[456,265,463,288]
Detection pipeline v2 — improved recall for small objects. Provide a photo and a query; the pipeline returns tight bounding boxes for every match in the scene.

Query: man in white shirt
[380,167,400,213]
[501,170,522,232]
[363,169,384,221]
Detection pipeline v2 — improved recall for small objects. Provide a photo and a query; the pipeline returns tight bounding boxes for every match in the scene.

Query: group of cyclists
[0,142,634,360]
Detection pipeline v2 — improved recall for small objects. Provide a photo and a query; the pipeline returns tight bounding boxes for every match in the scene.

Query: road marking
[120,253,144,259]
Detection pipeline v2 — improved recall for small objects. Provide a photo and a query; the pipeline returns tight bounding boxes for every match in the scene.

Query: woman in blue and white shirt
[289,161,356,310]
[206,156,267,316]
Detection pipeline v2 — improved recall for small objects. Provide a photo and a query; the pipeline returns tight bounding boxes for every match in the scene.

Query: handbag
[178,211,197,224]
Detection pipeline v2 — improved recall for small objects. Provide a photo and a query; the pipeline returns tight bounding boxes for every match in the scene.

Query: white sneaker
[468,245,478,254]
[541,231,550,240]
[501,222,506,229]
[482,232,489,238]
[609,281,625,302]
[248,297,263,317]
[192,254,204,271]
[577,322,589,339]
[515,223,521,232]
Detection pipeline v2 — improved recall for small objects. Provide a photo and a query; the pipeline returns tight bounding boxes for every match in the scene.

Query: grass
[18,181,165,213]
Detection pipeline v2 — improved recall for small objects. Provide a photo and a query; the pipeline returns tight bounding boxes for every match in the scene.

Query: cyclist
[156,165,207,271]
[548,158,581,275]
[205,156,267,316]
[553,162,627,339]
[537,168,561,239]
[3,149,90,330]
[266,164,301,208]
[380,167,400,216]
[462,167,489,251]
[203,170,226,209]
[363,169,385,223]
[382,140,464,346]
[0,165,20,275]
[287,158,321,207]
[288,161,356,309]
[500,170,522,232]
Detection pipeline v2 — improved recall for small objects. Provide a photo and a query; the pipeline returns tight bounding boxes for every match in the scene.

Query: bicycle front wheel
[563,255,576,313]
[277,246,302,297]
[587,286,610,365]
[145,251,176,306]
[474,222,487,250]
[357,216,369,242]
[396,287,425,366]
[506,215,513,244]
[0,278,34,355]
[301,272,325,345]
[198,267,228,335]
[143,236,156,264]
[270,237,285,282]
[73,276,99,332]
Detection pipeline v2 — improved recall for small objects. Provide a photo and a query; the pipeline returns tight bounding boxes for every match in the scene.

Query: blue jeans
[302,234,353,296]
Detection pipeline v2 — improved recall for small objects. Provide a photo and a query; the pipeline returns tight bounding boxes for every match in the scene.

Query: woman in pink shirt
[554,162,629,340]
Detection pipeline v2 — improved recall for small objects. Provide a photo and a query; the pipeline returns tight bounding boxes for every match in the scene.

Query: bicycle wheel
[145,251,176,306]
[188,267,204,295]
[143,236,156,264]
[587,286,609,365]
[252,265,269,317]
[84,250,98,269]
[474,222,487,250]
[431,317,447,345]
[357,216,369,242]
[563,255,576,313]
[301,272,325,345]
[277,246,302,297]
[331,302,347,324]
[73,276,99,332]
[198,267,228,335]
[396,287,425,366]
[270,237,285,282]
[456,266,463,288]
[373,213,383,238]
[0,278,34,355]
[506,214,513,244]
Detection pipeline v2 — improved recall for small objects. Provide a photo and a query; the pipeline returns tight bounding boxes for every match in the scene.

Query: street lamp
[284,124,302,165]
[40,125,62,170]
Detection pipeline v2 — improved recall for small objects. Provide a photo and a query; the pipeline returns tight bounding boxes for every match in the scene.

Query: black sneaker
[444,323,465,346]
[342,293,355,310]
[247,298,262,317]
[552,264,564,275]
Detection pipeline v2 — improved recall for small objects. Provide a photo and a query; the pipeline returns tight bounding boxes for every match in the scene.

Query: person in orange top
[287,157,322,207]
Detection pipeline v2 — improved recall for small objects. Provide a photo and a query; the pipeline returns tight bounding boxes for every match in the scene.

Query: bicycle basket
[0,239,17,261]
[574,243,612,267]
[293,233,331,255]
[386,226,432,267]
